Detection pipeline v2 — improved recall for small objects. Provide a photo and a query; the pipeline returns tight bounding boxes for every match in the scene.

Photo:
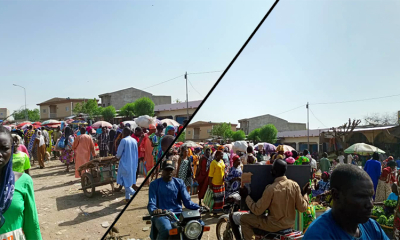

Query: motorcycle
[143,207,210,240]
[216,192,304,240]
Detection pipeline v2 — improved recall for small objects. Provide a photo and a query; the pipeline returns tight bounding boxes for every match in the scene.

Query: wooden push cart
[77,156,123,198]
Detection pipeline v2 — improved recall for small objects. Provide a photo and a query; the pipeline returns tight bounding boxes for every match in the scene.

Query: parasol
[264,143,277,153]
[344,143,385,156]
[92,121,112,129]
[182,141,201,148]
[278,145,295,153]
[65,119,74,124]
[161,119,180,127]
[71,120,87,125]
[42,120,61,126]
[16,122,31,129]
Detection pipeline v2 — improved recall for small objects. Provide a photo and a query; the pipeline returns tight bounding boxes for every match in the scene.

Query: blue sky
[0,0,273,112]
[2,0,400,129]
[192,0,400,129]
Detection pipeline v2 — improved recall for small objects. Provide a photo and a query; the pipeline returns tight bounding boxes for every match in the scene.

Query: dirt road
[112,182,221,240]
[32,159,128,240]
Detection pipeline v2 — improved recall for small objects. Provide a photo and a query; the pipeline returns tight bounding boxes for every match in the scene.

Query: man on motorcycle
[233,159,311,240]
[148,159,202,240]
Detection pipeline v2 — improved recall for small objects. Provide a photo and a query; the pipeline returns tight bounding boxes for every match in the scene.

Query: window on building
[0,113,3,116]
[66,107,69,112]
[43,109,46,113]
[188,131,191,135]
[207,129,211,133]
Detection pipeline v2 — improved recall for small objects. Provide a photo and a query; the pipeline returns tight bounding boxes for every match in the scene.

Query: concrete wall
[156,108,196,119]
[186,124,237,141]
[280,136,320,151]
[152,96,172,106]
[101,89,172,110]
[0,108,9,120]
[288,122,307,131]
[40,102,81,120]
[248,115,289,133]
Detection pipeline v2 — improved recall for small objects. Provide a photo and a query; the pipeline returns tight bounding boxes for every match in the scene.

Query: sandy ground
[32,159,129,240]
[112,182,221,240]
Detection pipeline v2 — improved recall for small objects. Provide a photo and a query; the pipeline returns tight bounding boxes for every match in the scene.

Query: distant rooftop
[37,98,97,106]
[154,100,202,111]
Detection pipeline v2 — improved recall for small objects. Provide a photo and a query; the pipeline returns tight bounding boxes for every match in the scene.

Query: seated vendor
[387,183,399,201]
[312,171,330,197]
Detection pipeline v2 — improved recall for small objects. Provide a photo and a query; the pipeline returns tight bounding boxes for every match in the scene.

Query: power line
[141,74,184,90]
[187,70,224,75]
[312,93,400,105]
[188,79,204,98]
[310,108,327,127]
[275,104,306,116]
[141,70,223,91]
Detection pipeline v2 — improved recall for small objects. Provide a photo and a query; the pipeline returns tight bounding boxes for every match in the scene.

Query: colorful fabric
[225,166,242,196]
[72,134,96,178]
[364,159,381,200]
[0,153,15,228]
[178,159,192,187]
[0,173,42,239]
[196,156,209,200]
[375,179,392,202]
[312,180,330,197]
[209,159,225,186]
[60,149,74,164]
[203,187,214,211]
[27,132,37,158]
[12,152,31,173]
[164,125,175,135]
[212,184,225,211]
[387,192,398,201]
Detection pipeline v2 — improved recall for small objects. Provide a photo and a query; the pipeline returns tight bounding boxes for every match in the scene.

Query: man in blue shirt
[364,152,382,200]
[304,164,389,240]
[148,159,200,240]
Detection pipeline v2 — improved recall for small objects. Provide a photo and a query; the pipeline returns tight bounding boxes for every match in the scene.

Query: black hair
[247,146,253,153]
[388,160,396,168]
[135,127,142,132]
[322,152,328,158]
[273,159,287,177]
[392,183,398,195]
[122,127,131,136]
[161,135,175,150]
[303,149,309,156]
[291,150,298,159]
[80,127,86,134]
[330,164,371,193]
[156,124,164,131]
[162,122,168,127]
[372,152,380,160]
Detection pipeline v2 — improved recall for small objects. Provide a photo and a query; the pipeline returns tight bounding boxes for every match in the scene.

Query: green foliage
[133,97,155,116]
[13,109,40,121]
[384,200,397,208]
[247,128,261,142]
[377,215,387,225]
[210,122,233,141]
[102,106,116,122]
[119,103,136,118]
[72,99,101,120]
[232,130,246,141]
[259,124,278,143]
[177,131,186,142]
[387,215,394,227]
[372,206,385,218]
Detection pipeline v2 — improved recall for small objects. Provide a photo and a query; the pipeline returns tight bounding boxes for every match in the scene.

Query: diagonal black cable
[188,79,204,98]
[101,1,280,238]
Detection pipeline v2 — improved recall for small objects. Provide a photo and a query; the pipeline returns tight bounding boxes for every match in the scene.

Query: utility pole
[306,102,310,150]
[13,84,27,121]
[185,72,189,121]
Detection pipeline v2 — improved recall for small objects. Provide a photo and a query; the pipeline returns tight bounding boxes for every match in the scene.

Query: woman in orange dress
[72,128,96,178]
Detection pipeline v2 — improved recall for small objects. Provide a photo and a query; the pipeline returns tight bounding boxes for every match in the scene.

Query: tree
[72,99,101,120]
[329,118,361,154]
[210,122,232,141]
[133,97,155,116]
[119,103,135,118]
[232,130,246,141]
[102,106,116,122]
[247,128,262,142]
[177,131,186,142]
[175,99,182,103]
[364,112,398,126]
[13,109,40,121]
[259,124,278,143]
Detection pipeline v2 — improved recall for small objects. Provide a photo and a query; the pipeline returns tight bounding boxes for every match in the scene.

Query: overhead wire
[274,104,306,116]
[188,79,204,98]
[310,108,327,127]
[312,93,400,105]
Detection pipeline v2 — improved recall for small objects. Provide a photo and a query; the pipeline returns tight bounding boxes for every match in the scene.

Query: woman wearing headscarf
[73,128,96,178]
[225,155,242,197]
[12,135,31,175]
[0,126,42,239]
[284,151,295,165]
[60,126,75,172]
[27,129,38,164]
[178,145,192,193]
[196,150,210,206]
[312,171,331,197]
[208,150,226,215]
[32,130,46,169]
[156,125,175,160]
[141,125,155,185]
[375,160,397,202]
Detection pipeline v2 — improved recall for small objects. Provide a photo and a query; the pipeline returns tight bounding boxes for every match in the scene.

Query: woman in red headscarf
[376,160,396,202]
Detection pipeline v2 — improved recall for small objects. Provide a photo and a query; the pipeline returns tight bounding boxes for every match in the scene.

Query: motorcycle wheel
[216,217,234,240]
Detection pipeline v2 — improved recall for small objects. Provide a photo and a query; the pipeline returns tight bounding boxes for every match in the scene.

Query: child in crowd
[387,183,399,201]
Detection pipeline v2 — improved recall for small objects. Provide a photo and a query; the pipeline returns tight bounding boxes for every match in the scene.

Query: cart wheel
[81,173,95,198]
[113,182,123,192]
